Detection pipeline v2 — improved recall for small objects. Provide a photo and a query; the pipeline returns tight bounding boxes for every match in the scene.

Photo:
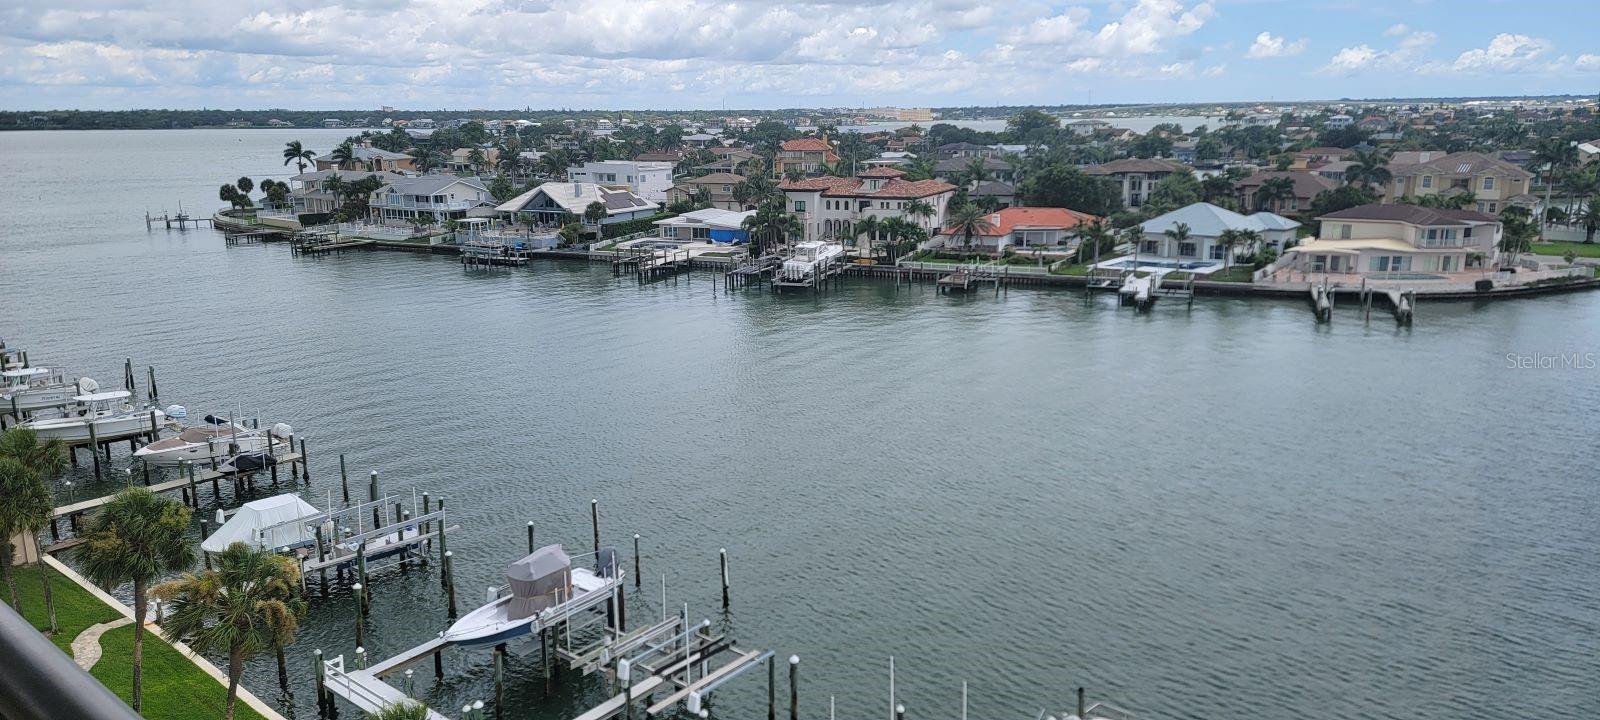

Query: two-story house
[289,170,404,216]
[774,137,839,178]
[1232,171,1339,215]
[778,167,957,249]
[1283,204,1501,276]
[1082,158,1193,209]
[314,145,417,173]
[494,182,657,226]
[666,172,748,211]
[369,175,492,225]
[1385,151,1535,215]
[936,206,1099,254]
[566,160,674,202]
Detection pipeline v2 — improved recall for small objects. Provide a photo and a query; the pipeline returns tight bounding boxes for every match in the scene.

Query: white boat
[203,494,323,554]
[23,390,164,442]
[780,240,844,281]
[203,493,422,567]
[1,369,88,414]
[132,417,290,468]
[442,545,622,648]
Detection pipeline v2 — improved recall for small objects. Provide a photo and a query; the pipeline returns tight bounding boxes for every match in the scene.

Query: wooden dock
[724,255,782,290]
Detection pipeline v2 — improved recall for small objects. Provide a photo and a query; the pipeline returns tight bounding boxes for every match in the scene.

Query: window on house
[794,200,806,212]
[1482,177,1494,191]
[1339,224,1351,239]
[1140,240,1159,254]
[1464,227,1473,238]
[1178,242,1197,257]
[1421,175,1433,189]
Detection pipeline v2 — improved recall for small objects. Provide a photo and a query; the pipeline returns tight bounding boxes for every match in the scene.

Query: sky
[1,0,1597,111]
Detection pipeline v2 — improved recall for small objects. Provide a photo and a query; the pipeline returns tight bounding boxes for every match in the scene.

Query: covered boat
[202,494,322,553]
[507,545,572,620]
[442,544,618,648]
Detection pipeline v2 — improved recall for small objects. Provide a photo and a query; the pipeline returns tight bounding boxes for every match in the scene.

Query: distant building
[1282,204,1501,276]
[1385,151,1535,215]
[368,175,492,225]
[667,173,748,211]
[775,137,840,179]
[1082,158,1193,209]
[778,167,958,247]
[566,160,675,202]
[1136,203,1300,265]
[495,182,658,226]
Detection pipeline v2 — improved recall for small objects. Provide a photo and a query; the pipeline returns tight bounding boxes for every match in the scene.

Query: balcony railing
[372,198,475,211]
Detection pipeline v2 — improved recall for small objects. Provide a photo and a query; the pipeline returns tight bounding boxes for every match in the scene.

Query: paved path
[71,616,135,670]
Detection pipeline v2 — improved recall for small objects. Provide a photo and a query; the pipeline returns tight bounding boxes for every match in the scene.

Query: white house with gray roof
[495,182,658,226]
[1136,202,1300,266]
[368,175,492,225]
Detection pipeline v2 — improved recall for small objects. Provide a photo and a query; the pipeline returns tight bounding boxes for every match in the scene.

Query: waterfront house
[288,170,405,216]
[934,156,1015,185]
[970,180,1017,209]
[495,182,658,227]
[314,145,416,173]
[1232,171,1339,215]
[1065,119,1111,136]
[934,142,1000,159]
[1083,158,1193,210]
[682,133,721,149]
[1135,202,1300,265]
[778,167,957,248]
[774,137,839,178]
[1385,151,1535,215]
[566,160,674,202]
[862,152,917,168]
[666,172,748,211]
[936,206,1099,253]
[1280,203,1501,276]
[369,175,492,225]
[652,208,755,244]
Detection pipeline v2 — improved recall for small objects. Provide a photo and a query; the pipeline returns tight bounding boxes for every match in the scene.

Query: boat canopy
[202,494,321,553]
[73,390,131,402]
[1,368,51,378]
[505,544,572,621]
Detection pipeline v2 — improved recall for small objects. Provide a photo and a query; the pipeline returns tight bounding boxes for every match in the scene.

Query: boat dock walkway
[323,654,452,720]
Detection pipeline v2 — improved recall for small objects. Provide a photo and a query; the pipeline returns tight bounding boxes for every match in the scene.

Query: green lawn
[1529,241,1600,258]
[1165,267,1256,283]
[3,564,266,720]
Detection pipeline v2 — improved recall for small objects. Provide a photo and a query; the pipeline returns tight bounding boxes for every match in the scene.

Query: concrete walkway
[71,616,135,670]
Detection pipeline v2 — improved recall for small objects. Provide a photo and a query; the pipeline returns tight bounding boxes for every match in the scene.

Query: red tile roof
[858,166,907,178]
[777,175,956,199]
[941,206,1099,236]
[781,138,833,152]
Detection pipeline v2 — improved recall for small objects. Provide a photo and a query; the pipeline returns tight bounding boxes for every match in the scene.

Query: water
[2,129,1599,720]
[839,116,1226,135]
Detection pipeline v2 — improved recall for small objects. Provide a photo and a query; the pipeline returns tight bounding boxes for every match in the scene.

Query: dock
[614,248,691,283]
[724,254,783,290]
[291,229,373,256]
[223,230,288,245]
[145,211,212,230]
[1119,273,1155,311]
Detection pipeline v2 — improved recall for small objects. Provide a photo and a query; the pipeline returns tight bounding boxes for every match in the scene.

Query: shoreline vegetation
[2,563,270,720]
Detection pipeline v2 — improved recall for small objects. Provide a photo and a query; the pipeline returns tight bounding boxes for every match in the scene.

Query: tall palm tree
[0,428,66,631]
[154,544,305,720]
[851,215,880,252]
[904,199,935,232]
[1076,219,1113,267]
[75,488,194,713]
[740,201,801,256]
[962,156,991,189]
[282,141,316,174]
[1252,177,1296,213]
[1346,148,1391,189]
[1163,222,1192,259]
[329,142,357,171]
[1215,228,1260,266]
[1575,195,1600,244]
[947,204,994,251]
[466,148,487,174]
[877,216,921,262]
[1532,138,1577,232]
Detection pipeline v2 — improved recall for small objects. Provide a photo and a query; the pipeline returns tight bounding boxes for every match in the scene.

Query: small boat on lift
[22,390,163,442]
[133,417,290,468]
[442,544,623,648]
[1,369,88,415]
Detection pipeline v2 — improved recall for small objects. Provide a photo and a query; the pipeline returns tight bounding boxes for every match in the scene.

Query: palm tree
[413,146,446,174]
[851,215,880,253]
[1163,222,1192,259]
[962,156,991,189]
[466,148,487,173]
[1575,195,1600,243]
[878,216,921,262]
[947,204,994,252]
[1346,148,1391,189]
[1215,228,1260,266]
[330,142,357,171]
[1252,177,1296,213]
[902,156,937,182]
[154,543,305,720]
[1076,219,1113,267]
[904,199,935,232]
[740,201,802,256]
[282,141,316,174]
[75,488,193,713]
[1532,138,1577,232]
[0,428,66,632]
[1498,206,1539,264]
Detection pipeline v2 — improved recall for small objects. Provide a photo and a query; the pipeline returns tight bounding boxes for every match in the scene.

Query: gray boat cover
[506,544,571,621]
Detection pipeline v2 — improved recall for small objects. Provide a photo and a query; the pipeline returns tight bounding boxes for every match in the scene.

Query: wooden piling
[433,648,443,679]
[141,458,151,486]
[187,462,198,507]
[339,454,349,503]
[146,366,157,402]
[789,655,799,720]
[590,498,600,558]
[200,519,212,570]
[493,644,506,720]
[768,654,776,720]
[437,500,449,585]
[352,582,366,649]
[527,521,535,553]
[314,525,329,587]
[720,548,730,609]
[299,438,310,482]
[314,649,327,718]
[443,550,457,618]
[369,471,381,529]
[356,543,370,609]
[124,358,134,392]
[87,417,102,481]
[633,534,641,588]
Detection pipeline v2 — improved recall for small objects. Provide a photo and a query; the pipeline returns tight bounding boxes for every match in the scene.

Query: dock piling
[87,417,102,481]
[720,548,730,609]
[146,366,158,403]
[590,499,600,558]
[339,454,349,503]
[443,550,458,618]
[789,655,799,720]
[768,654,776,720]
[493,644,506,720]
[633,534,641,588]
[313,649,328,718]
[352,584,366,649]
[527,521,535,553]
[299,438,310,482]
[369,471,381,529]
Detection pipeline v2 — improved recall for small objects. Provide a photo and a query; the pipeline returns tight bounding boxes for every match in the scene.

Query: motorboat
[213,449,279,476]
[133,417,291,468]
[780,240,844,281]
[442,544,623,648]
[22,390,164,442]
[204,492,426,570]
[203,494,323,554]
[1,369,88,415]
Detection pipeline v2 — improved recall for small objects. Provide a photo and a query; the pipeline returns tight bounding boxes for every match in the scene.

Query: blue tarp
[709,228,749,244]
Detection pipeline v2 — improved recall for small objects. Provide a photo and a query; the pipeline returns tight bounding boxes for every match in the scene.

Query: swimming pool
[1374,272,1447,280]
[1096,257,1223,273]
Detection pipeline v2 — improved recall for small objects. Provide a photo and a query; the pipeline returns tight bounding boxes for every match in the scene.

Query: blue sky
[0,0,1596,111]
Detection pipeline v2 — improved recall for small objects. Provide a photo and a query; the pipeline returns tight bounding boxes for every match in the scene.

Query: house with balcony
[566,160,675,202]
[314,145,417,173]
[1385,151,1535,215]
[778,167,957,249]
[666,172,747,211]
[288,170,405,216]
[368,175,492,225]
[494,182,657,227]
[1135,203,1300,266]
[652,208,755,244]
[1279,204,1501,276]
[1082,158,1192,210]
[936,206,1099,254]
[774,137,839,178]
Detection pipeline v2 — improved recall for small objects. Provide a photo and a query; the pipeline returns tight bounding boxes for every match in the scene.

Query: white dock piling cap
[462,706,472,714]
[790,655,799,665]
[687,690,702,714]
[214,509,225,524]
[472,701,484,710]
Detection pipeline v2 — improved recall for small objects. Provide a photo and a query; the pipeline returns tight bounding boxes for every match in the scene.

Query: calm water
[841,116,1226,134]
[2,129,1598,720]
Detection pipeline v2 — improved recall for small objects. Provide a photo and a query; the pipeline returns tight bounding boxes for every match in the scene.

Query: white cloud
[1006,0,1214,56]
[1325,45,1380,72]
[1578,54,1600,71]
[1383,24,1409,37]
[1321,28,1435,74]
[1450,33,1553,72]
[1246,31,1307,59]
